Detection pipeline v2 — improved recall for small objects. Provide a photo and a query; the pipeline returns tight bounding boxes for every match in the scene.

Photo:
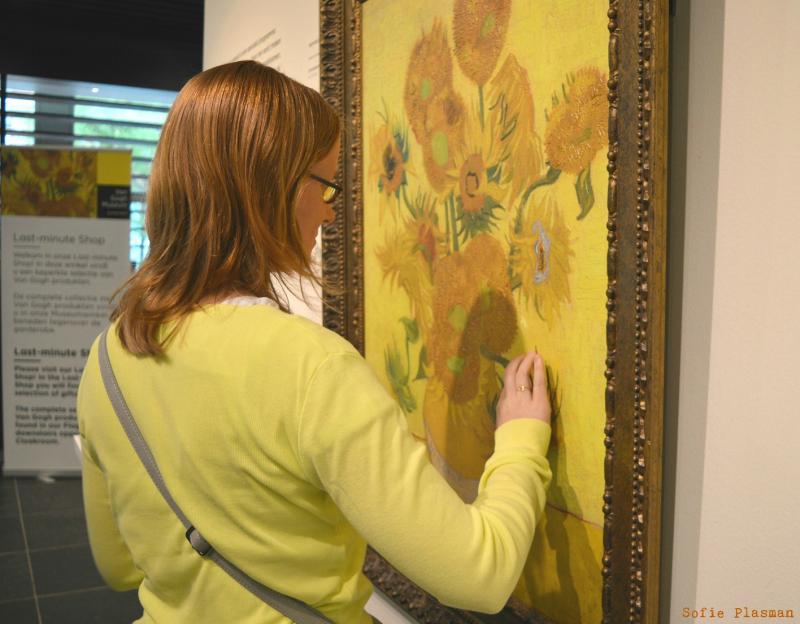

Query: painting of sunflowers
[0,148,99,218]
[362,1,609,621]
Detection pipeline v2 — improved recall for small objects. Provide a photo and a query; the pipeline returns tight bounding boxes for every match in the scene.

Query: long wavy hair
[111,61,341,356]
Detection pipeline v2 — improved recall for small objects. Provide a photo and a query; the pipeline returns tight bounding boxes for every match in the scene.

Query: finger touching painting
[363,1,608,621]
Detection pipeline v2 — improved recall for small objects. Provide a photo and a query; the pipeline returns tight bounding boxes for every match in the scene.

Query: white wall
[203,0,320,89]
[665,0,800,620]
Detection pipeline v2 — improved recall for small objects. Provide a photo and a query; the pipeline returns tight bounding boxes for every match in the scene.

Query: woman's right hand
[495,351,551,429]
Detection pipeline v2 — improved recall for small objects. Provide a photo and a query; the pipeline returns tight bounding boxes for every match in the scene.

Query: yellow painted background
[363,1,608,621]
[97,149,132,187]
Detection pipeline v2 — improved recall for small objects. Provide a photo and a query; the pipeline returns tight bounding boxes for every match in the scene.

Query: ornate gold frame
[319,1,669,622]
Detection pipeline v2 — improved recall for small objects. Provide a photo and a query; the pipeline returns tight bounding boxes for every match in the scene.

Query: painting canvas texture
[362,1,608,621]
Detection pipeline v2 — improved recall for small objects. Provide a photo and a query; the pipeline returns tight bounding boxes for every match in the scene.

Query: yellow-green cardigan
[78,301,551,623]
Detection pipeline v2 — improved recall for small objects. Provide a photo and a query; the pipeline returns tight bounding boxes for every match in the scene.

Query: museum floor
[0,476,141,623]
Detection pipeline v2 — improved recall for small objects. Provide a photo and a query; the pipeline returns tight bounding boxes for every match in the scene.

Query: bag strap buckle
[185,525,213,557]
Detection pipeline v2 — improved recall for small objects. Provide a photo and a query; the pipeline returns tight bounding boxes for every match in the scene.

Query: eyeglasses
[308,173,342,204]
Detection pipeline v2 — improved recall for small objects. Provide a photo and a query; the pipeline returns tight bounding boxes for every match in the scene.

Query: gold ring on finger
[516,385,531,392]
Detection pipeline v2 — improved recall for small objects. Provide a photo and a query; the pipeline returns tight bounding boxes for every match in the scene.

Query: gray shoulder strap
[98,328,333,624]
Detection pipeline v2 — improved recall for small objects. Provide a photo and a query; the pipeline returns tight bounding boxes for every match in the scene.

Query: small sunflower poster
[363,1,608,621]
[0,147,132,220]
[0,146,132,476]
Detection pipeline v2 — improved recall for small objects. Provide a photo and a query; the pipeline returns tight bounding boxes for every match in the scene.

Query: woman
[78,60,552,624]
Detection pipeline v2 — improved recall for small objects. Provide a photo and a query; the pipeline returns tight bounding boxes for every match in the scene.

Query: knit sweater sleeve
[78,343,144,592]
[297,351,552,614]
[80,435,144,591]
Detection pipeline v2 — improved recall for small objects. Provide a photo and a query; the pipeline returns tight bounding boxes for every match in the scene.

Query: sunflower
[429,234,516,404]
[408,192,447,269]
[423,354,500,497]
[0,150,19,179]
[55,167,78,193]
[462,234,517,356]
[452,0,512,87]
[20,149,60,179]
[5,178,45,215]
[421,87,467,194]
[509,192,574,325]
[375,208,445,340]
[404,19,455,145]
[369,121,410,199]
[404,21,466,194]
[1,181,32,216]
[487,54,545,201]
[428,249,482,404]
[76,151,96,174]
[544,66,609,175]
[376,228,433,336]
[369,119,412,223]
[452,111,509,239]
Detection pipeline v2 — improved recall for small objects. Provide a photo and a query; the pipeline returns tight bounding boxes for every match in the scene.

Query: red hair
[111,61,340,356]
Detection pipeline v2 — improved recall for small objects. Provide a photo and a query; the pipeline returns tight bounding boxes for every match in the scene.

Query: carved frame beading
[320,1,669,622]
